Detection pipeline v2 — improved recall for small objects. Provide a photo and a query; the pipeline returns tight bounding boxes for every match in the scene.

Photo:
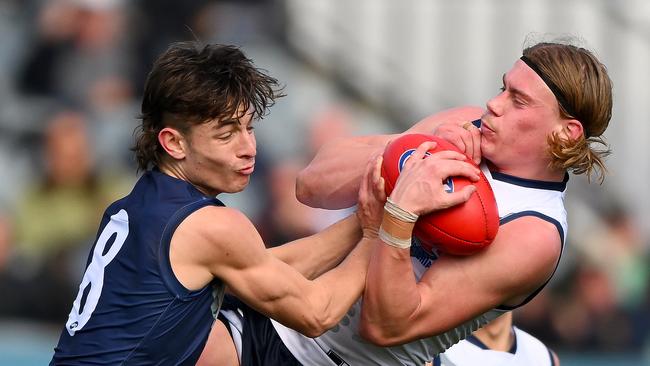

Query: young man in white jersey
[437,312,560,366]
[208,40,613,365]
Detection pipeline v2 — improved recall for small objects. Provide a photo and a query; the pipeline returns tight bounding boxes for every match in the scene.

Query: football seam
[421,178,493,246]
[422,222,488,245]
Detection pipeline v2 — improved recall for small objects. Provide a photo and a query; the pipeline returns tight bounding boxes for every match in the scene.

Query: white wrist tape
[378,199,419,249]
[378,227,413,249]
[384,198,418,223]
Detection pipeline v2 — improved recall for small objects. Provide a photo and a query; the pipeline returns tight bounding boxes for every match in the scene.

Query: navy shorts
[218,295,302,366]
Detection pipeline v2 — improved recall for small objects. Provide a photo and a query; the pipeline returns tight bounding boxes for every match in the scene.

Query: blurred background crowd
[0,0,648,365]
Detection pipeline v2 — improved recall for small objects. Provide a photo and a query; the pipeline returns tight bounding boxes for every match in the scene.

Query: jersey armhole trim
[159,197,225,300]
[496,211,564,311]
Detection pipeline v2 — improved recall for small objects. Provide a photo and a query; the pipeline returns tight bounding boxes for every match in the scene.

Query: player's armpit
[360,216,561,346]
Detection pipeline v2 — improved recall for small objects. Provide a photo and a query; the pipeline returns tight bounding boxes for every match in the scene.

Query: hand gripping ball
[380,133,499,255]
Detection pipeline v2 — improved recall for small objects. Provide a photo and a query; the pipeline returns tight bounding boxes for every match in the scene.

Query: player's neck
[473,313,515,352]
[158,163,215,197]
[474,325,514,352]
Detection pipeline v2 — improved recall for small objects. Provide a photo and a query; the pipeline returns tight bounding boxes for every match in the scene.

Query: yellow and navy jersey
[51,169,225,365]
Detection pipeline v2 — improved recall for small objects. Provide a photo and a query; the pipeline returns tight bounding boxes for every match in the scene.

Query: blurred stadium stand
[0,1,648,365]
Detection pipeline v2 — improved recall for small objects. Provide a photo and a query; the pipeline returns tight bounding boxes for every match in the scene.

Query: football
[380,133,499,255]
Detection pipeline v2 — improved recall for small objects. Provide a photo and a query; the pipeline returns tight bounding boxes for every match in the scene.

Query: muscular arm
[359,217,561,346]
[268,213,361,279]
[174,206,373,338]
[297,106,484,209]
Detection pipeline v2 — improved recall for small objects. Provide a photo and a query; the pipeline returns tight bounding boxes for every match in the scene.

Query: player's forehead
[503,60,553,97]
[504,60,556,103]
[214,105,255,128]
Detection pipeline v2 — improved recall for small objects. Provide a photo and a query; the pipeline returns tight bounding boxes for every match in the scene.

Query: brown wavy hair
[132,42,284,171]
[522,42,613,183]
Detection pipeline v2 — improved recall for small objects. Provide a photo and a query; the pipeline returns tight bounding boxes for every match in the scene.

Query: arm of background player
[296,106,484,209]
[359,217,562,346]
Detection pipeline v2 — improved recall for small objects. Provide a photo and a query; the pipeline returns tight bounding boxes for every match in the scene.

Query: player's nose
[237,130,256,158]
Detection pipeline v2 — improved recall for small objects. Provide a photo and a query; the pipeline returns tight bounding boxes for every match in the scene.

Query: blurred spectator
[553,265,635,351]
[305,105,354,160]
[580,203,649,309]
[12,109,130,285]
[255,161,320,247]
[18,0,134,107]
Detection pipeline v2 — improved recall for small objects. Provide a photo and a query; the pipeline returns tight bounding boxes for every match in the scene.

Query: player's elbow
[296,312,337,338]
[358,317,404,347]
[295,168,320,207]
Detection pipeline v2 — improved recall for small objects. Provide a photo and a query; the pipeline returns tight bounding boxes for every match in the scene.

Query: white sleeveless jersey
[438,326,557,366]
[272,164,568,365]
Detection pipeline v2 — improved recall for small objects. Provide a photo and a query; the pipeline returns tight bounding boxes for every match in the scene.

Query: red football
[381,133,499,255]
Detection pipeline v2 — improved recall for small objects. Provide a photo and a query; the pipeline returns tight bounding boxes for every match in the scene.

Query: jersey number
[66,209,129,336]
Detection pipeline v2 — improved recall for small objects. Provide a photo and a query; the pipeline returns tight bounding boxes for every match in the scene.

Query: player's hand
[389,141,480,216]
[356,154,386,239]
[433,120,482,165]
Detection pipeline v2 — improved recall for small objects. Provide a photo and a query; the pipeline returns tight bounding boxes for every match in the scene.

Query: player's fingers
[429,150,471,162]
[436,160,481,182]
[411,141,436,161]
[467,124,482,165]
[442,185,476,208]
[359,155,374,197]
[442,132,466,154]
[372,156,386,200]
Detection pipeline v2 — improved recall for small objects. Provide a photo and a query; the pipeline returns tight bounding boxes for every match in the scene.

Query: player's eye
[216,131,233,140]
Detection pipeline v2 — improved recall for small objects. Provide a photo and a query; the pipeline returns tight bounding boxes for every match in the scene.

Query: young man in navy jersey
[49,41,479,365]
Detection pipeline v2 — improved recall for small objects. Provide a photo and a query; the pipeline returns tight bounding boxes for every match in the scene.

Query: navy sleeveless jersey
[51,170,225,365]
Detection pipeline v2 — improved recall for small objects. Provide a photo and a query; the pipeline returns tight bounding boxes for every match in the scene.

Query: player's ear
[158,127,187,160]
[559,119,584,141]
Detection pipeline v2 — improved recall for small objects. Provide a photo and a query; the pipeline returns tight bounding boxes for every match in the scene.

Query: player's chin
[226,176,251,193]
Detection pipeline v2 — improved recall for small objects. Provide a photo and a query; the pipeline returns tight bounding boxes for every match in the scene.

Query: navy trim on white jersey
[490,171,568,191]
[548,348,556,366]
[496,210,565,311]
[464,332,517,354]
[500,211,565,248]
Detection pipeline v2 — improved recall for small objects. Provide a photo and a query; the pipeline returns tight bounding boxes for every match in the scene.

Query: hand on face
[388,141,480,216]
[356,154,387,239]
[433,120,482,165]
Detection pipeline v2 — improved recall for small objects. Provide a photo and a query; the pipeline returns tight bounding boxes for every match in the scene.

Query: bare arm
[359,217,561,346]
[297,106,484,209]
[172,157,385,338]
[267,213,361,279]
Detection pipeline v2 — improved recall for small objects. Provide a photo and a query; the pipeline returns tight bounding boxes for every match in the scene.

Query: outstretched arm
[267,213,362,280]
[296,106,484,209]
[172,156,385,338]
